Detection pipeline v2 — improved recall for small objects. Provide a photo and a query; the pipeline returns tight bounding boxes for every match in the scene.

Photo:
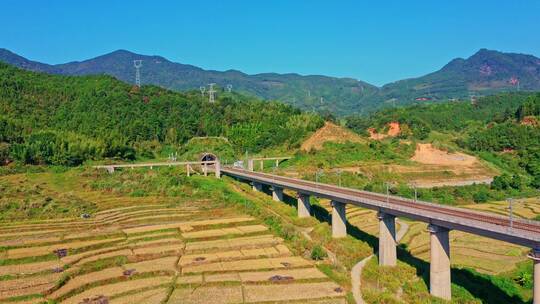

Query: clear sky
[1,0,539,86]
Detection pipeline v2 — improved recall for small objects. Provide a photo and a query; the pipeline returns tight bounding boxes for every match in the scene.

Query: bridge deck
[94,161,217,170]
[250,156,292,161]
[222,167,540,248]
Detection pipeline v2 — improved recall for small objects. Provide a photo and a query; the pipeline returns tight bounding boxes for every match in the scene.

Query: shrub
[0,142,10,165]
[310,244,327,260]
[473,190,489,203]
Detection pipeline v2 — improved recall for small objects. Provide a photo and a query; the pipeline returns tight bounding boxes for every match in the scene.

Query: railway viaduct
[220,166,540,302]
[97,159,540,302]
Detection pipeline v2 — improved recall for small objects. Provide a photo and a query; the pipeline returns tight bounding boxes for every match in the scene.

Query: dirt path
[351,219,409,304]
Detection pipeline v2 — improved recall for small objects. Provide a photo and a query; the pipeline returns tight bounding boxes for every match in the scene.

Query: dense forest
[0,62,323,166]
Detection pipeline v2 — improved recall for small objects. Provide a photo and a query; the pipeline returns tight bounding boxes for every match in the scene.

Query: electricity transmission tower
[208,83,216,103]
[226,84,233,92]
[133,60,142,87]
[200,86,206,97]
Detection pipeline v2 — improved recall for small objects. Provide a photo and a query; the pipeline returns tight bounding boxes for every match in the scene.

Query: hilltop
[374,49,540,104]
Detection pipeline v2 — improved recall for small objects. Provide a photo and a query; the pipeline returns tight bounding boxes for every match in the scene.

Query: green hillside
[371,49,540,105]
[0,62,323,166]
[0,48,380,116]
[2,48,540,116]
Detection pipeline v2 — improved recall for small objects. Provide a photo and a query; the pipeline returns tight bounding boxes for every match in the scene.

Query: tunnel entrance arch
[200,153,218,163]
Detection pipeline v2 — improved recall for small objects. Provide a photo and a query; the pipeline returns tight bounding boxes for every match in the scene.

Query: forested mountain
[375,49,540,104]
[0,62,323,165]
[1,48,540,116]
[0,48,379,116]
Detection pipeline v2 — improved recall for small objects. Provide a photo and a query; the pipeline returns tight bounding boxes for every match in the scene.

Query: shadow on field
[239,179,528,304]
[397,245,527,304]
[307,195,528,304]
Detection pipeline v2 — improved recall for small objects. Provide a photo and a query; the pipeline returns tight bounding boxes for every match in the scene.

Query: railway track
[223,167,540,234]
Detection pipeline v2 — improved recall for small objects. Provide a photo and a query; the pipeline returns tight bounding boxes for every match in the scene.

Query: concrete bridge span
[221,167,540,302]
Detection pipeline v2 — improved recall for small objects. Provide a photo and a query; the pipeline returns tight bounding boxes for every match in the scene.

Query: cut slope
[407,143,497,187]
[368,122,401,140]
[411,143,477,166]
[301,122,365,151]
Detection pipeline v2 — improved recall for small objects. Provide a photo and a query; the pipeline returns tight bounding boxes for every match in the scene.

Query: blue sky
[1,0,539,86]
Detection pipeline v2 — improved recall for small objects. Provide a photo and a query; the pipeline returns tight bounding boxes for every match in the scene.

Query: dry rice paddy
[0,200,346,303]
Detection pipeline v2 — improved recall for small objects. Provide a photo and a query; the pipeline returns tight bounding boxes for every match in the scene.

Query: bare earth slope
[301,122,365,151]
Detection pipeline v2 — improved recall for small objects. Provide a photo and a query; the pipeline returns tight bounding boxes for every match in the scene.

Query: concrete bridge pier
[331,201,347,238]
[252,182,263,192]
[248,160,254,171]
[528,248,540,304]
[275,159,279,167]
[260,160,264,171]
[428,224,451,301]
[106,166,115,174]
[378,212,397,266]
[272,187,283,202]
[215,161,221,178]
[297,193,311,218]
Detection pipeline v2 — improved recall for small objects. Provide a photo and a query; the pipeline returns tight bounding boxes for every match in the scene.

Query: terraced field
[0,203,347,303]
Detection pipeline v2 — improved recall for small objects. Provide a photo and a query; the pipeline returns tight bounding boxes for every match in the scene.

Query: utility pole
[208,83,216,103]
[316,169,324,188]
[508,198,514,229]
[386,182,390,204]
[133,60,142,87]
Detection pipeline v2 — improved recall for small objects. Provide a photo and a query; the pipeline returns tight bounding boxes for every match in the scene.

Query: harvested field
[179,245,289,267]
[0,260,64,276]
[49,267,125,299]
[182,256,312,274]
[184,234,282,251]
[123,256,178,273]
[238,268,327,282]
[169,286,243,304]
[181,224,267,239]
[0,182,345,304]
[110,287,169,304]
[243,281,346,302]
[60,276,172,304]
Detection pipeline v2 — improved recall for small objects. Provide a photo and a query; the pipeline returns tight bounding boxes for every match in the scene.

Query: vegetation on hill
[373,49,540,105]
[0,62,323,166]
[344,92,540,190]
[3,48,540,115]
[0,48,380,116]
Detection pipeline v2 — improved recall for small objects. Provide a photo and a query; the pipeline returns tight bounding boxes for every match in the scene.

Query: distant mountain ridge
[376,49,540,103]
[1,48,539,115]
[0,48,379,115]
